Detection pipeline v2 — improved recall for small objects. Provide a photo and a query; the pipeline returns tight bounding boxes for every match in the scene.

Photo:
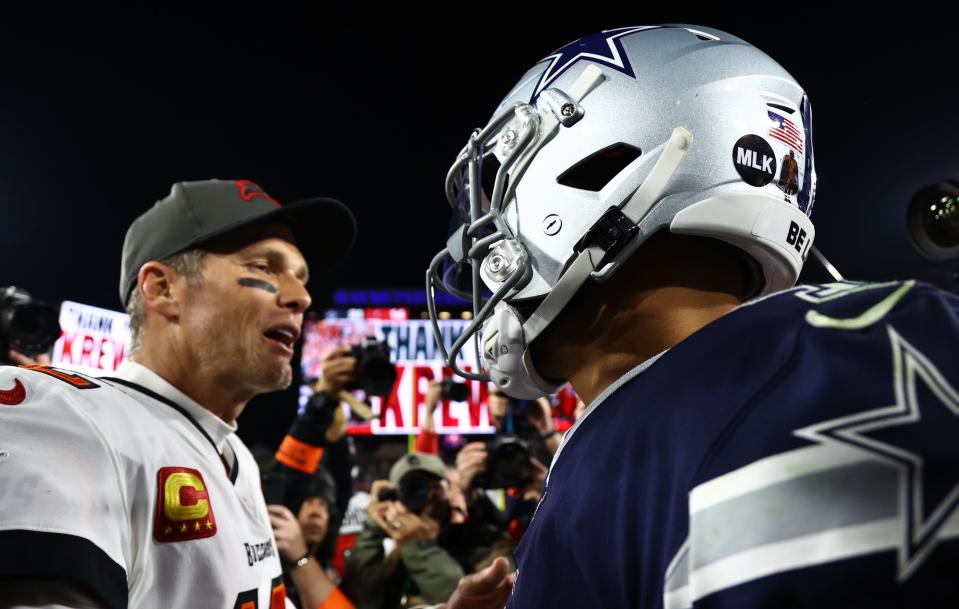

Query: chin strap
[481,127,694,399]
[522,127,693,343]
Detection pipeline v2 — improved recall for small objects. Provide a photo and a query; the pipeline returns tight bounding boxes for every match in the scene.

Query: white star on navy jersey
[796,325,959,581]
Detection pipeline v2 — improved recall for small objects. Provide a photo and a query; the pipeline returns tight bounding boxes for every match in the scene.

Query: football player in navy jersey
[430,25,959,609]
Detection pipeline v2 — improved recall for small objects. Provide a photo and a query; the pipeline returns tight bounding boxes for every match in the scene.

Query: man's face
[296,496,330,547]
[488,389,510,431]
[427,478,454,531]
[177,223,311,395]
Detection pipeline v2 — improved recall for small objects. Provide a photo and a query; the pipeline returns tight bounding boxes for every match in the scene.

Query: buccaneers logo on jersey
[0,378,26,405]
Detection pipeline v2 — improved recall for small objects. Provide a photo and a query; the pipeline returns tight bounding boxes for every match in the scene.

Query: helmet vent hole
[556,143,642,192]
[766,102,795,115]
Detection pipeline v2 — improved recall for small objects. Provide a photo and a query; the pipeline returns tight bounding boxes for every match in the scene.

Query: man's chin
[273,367,293,391]
[252,363,293,394]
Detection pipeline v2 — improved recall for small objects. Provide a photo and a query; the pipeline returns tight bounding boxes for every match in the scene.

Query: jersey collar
[111,360,238,452]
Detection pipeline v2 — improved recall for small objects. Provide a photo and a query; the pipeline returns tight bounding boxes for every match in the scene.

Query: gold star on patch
[164,526,172,535]
[194,522,201,532]
[180,524,188,533]
[205,520,213,530]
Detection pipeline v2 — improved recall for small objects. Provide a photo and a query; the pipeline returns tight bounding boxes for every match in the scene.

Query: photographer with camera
[269,467,355,609]
[268,346,363,608]
[414,379,470,455]
[488,389,561,460]
[451,388,553,546]
[344,453,466,609]
[0,285,60,366]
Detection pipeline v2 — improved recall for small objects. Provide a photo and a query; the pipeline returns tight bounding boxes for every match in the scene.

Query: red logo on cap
[235,180,280,208]
[0,378,26,405]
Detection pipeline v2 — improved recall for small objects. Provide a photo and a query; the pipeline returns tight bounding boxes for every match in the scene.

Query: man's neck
[533,231,750,405]
[567,287,740,404]
[131,347,250,424]
[539,285,741,405]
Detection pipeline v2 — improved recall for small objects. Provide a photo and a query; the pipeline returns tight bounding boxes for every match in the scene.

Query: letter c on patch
[164,472,210,521]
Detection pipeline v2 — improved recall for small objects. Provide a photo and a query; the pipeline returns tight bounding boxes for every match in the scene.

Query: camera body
[440,378,469,402]
[377,471,438,513]
[907,181,959,262]
[477,434,532,489]
[0,286,61,362]
[345,337,397,397]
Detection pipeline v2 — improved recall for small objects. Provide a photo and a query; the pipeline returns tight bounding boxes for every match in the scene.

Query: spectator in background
[345,452,513,609]
[414,381,444,454]
[345,453,462,608]
[416,382,561,460]
[267,346,362,608]
[487,389,560,459]
[416,379,553,548]
[5,350,50,365]
[270,467,353,609]
[0,284,59,367]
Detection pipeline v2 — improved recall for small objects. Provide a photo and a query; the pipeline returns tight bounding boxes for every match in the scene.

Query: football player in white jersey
[0,179,356,609]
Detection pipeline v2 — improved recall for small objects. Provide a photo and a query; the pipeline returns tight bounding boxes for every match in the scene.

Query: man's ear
[137,261,182,321]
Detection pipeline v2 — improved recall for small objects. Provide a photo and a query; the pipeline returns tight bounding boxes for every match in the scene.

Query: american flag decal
[767,110,804,154]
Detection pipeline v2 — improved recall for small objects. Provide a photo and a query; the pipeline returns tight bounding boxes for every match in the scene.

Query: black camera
[0,286,61,363]
[440,378,469,402]
[907,181,959,261]
[377,471,438,513]
[477,435,532,489]
[345,337,397,397]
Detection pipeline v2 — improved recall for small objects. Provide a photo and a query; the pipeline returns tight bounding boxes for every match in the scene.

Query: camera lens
[3,302,61,356]
[346,339,398,397]
[441,379,469,402]
[908,182,959,260]
[399,472,437,512]
[482,435,531,488]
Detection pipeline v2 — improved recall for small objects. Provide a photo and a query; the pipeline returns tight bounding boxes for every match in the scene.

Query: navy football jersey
[506,281,959,608]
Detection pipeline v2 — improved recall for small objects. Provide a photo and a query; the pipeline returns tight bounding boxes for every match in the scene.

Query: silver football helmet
[427,25,817,398]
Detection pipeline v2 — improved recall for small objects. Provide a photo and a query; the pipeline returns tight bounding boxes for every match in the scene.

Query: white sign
[301,317,495,435]
[52,301,131,376]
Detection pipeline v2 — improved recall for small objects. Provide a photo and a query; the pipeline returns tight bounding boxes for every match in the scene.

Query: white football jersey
[0,361,292,609]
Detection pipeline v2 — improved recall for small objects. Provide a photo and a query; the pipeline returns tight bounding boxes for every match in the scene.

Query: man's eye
[250,263,270,272]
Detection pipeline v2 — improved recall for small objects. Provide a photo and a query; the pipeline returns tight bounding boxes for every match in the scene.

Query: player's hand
[455,442,489,492]
[317,347,356,397]
[439,556,515,609]
[267,504,309,562]
[7,349,50,366]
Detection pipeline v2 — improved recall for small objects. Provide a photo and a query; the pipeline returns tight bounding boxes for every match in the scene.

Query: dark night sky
[1,6,956,446]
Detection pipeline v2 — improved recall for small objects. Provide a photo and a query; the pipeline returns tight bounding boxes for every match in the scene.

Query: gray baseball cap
[389,453,449,485]
[119,179,356,305]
